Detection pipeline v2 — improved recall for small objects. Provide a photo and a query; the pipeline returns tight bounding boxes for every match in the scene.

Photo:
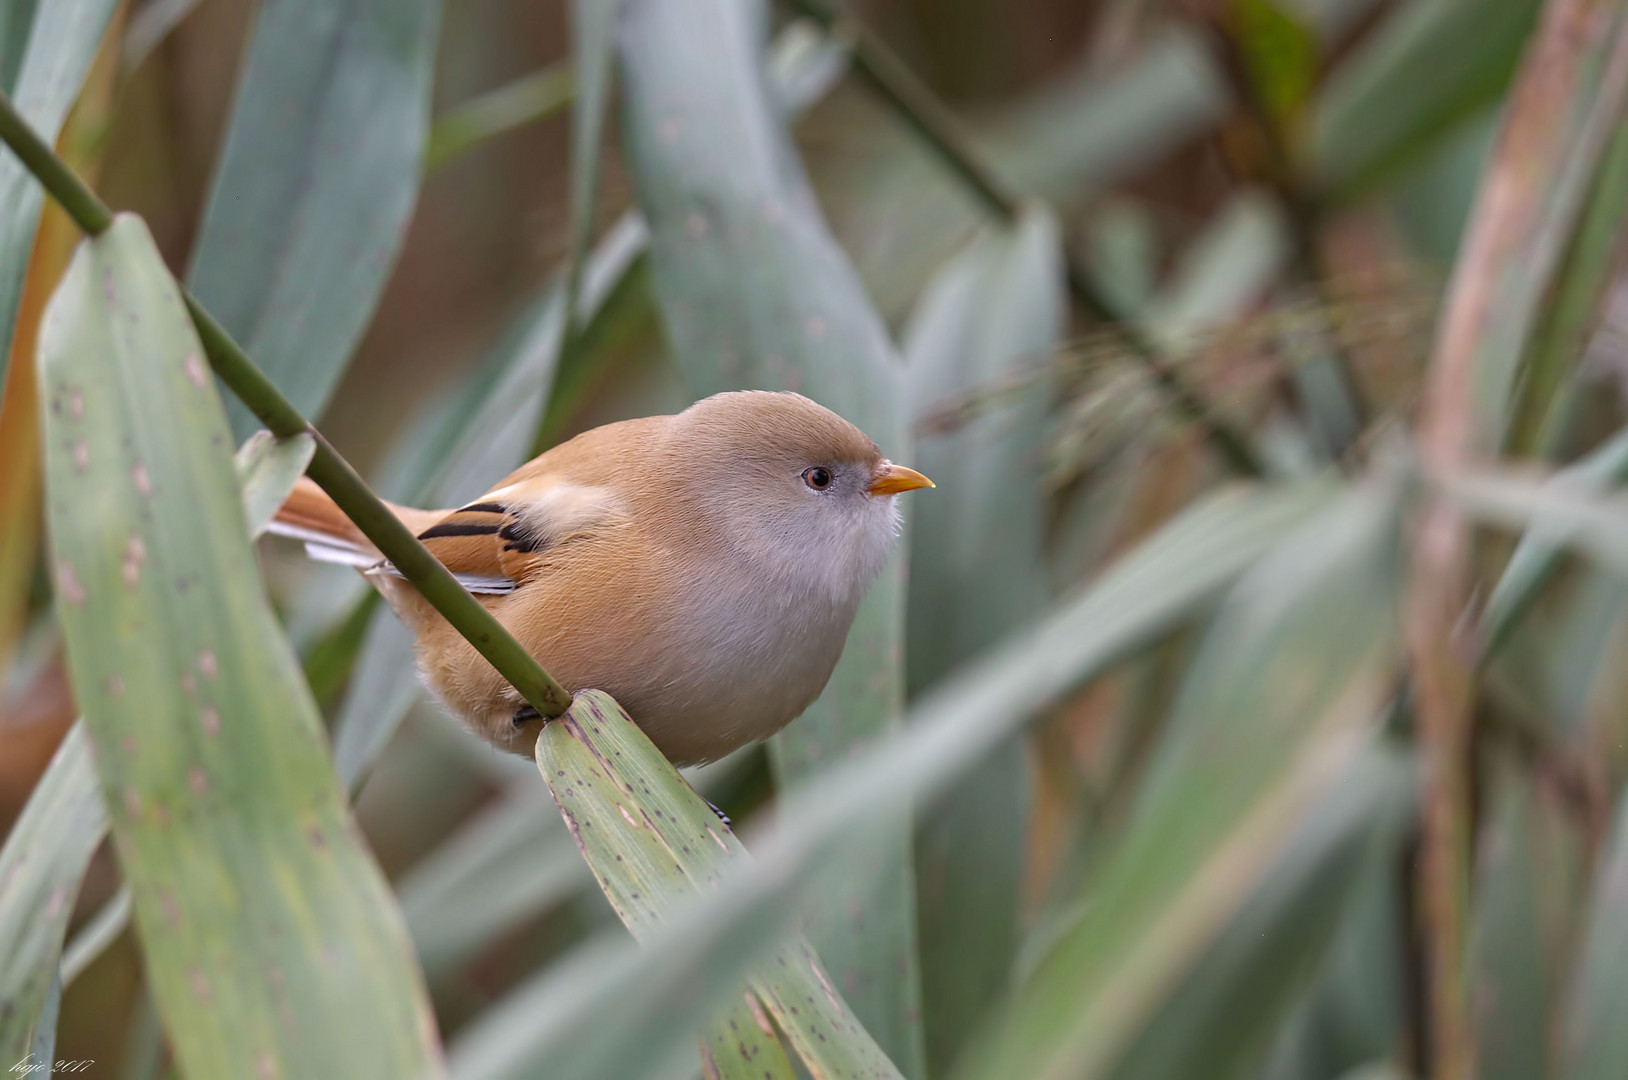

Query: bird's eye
[802,466,833,491]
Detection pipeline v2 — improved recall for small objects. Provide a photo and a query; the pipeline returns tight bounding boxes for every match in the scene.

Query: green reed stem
[0,89,574,719]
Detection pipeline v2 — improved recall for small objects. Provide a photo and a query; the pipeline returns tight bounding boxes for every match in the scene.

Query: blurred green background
[7,0,1628,1077]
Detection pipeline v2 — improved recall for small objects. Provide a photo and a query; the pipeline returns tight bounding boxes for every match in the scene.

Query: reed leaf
[1309,0,1541,202]
[1558,776,1628,1080]
[234,431,315,540]
[0,724,105,1063]
[1470,759,1585,1080]
[187,0,441,438]
[0,0,115,387]
[39,214,442,1080]
[956,482,1403,1080]
[537,693,813,1079]
[903,206,1064,1074]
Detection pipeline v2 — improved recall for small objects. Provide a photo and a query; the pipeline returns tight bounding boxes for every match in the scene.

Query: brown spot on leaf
[200,705,220,738]
[811,960,842,1010]
[161,890,181,928]
[132,463,152,496]
[67,390,84,419]
[72,438,88,471]
[197,650,217,678]
[745,991,775,1036]
[188,766,209,795]
[184,351,208,388]
[122,533,147,588]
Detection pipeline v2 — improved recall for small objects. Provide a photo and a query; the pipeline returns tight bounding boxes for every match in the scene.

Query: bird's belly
[632,639,841,764]
[401,578,855,766]
[591,604,850,764]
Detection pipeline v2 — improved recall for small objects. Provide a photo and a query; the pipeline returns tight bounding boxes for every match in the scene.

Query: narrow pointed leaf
[1104,743,1414,1080]
[1507,120,1628,454]
[59,429,344,993]
[1471,760,1584,1080]
[235,431,315,540]
[27,967,60,1074]
[0,0,40,90]
[40,215,443,1080]
[903,207,1064,1073]
[121,0,205,74]
[1260,853,1409,1080]
[1482,428,1628,659]
[187,0,441,438]
[543,0,625,457]
[957,483,1403,1080]
[0,0,116,386]
[59,881,129,986]
[1309,0,1541,202]
[330,612,421,793]
[1139,191,1291,350]
[424,62,574,172]
[1,66,117,666]
[1448,468,1628,581]
[0,724,106,1063]
[1559,783,1628,1080]
[565,0,619,273]
[536,691,898,1080]
[1414,1,1628,454]
[398,787,590,979]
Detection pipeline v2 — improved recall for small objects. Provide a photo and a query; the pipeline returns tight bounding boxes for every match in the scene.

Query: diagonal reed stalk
[780,0,1268,478]
[1405,4,1628,1077]
[0,88,575,720]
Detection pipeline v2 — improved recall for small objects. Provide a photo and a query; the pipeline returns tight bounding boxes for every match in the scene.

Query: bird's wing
[388,479,630,595]
[268,477,444,567]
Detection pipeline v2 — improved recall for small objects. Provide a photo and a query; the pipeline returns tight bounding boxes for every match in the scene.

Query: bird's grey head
[667,391,932,604]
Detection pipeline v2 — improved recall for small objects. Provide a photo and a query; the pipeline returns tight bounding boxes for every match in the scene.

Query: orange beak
[867,461,935,496]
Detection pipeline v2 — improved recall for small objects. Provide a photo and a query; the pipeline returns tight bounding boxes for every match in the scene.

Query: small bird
[271,390,933,764]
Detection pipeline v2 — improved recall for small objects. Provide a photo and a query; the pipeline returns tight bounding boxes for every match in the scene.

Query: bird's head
[662,391,933,603]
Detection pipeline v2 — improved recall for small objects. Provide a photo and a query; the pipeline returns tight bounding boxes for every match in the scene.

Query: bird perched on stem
[271,390,933,764]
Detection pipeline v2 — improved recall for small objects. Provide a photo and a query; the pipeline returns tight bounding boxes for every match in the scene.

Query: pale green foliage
[12,1,1628,1079]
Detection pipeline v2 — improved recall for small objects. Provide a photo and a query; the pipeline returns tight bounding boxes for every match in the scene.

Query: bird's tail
[268,477,442,568]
